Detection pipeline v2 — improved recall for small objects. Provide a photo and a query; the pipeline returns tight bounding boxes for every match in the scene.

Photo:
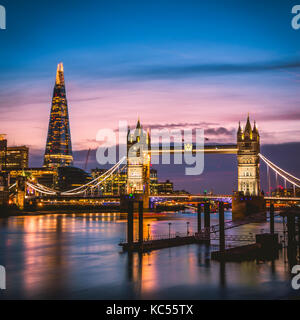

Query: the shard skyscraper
[44,63,73,167]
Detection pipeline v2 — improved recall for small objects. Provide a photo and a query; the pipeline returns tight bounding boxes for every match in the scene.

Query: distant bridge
[150,194,300,202]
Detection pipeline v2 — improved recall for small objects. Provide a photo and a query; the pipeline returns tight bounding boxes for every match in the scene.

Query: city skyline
[2,60,300,194]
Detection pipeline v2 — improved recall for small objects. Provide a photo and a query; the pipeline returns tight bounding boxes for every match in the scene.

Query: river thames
[0,211,297,299]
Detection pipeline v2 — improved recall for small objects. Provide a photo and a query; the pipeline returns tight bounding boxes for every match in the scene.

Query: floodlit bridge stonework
[124,115,264,218]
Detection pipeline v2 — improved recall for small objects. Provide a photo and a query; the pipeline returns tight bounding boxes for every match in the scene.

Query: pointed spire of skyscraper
[44,63,73,168]
[56,62,65,85]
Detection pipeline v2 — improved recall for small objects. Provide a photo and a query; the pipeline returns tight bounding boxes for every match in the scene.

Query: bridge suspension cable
[26,181,57,195]
[35,182,57,193]
[61,162,127,196]
[259,153,300,188]
[9,183,16,190]
[60,156,127,195]
[15,156,127,197]
[259,153,300,183]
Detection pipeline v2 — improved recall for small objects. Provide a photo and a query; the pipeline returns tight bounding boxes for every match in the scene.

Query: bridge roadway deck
[36,194,300,204]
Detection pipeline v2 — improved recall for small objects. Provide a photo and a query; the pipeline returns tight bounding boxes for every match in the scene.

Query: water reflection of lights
[0,211,292,299]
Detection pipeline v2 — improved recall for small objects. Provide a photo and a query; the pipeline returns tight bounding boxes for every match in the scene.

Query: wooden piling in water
[270,202,274,235]
[127,201,134,246]
[219,201,225,255]
[204,202,210,244]
[287,214,297,265]
[197,203,202,233]
[138,201,143,243]
[298,216,300,256]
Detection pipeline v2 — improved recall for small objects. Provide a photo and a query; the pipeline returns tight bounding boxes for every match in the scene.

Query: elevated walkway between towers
[150,144,238,155]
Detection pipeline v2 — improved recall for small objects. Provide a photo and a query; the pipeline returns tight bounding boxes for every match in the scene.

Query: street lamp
[186,222,190,236]
[168,223,172,239]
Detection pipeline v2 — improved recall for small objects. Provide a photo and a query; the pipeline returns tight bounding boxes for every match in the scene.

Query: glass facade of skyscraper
[44,63,73,168]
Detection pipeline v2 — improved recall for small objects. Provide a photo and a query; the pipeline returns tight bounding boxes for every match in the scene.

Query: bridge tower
[237,115,260,196]
[233,115,265,220]
[122,119,150,210]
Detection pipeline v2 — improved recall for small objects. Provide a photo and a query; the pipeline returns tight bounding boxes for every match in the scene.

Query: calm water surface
[0,211,298,299]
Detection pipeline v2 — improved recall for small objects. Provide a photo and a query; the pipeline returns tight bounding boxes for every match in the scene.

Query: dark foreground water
[0,211,298,300]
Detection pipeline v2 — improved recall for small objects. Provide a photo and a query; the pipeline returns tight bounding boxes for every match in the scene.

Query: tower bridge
[123,115,265,218]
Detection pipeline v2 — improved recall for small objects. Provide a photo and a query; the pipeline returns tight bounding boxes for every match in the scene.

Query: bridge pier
[142,194,149,210]
[232,193,266,221]
[120,194,149,212]
[125,199,144,248]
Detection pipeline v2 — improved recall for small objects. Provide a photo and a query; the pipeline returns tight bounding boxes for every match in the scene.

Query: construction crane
[84,148,91,171]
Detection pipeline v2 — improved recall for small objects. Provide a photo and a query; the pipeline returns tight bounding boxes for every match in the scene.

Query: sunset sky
[1,0,300,192]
